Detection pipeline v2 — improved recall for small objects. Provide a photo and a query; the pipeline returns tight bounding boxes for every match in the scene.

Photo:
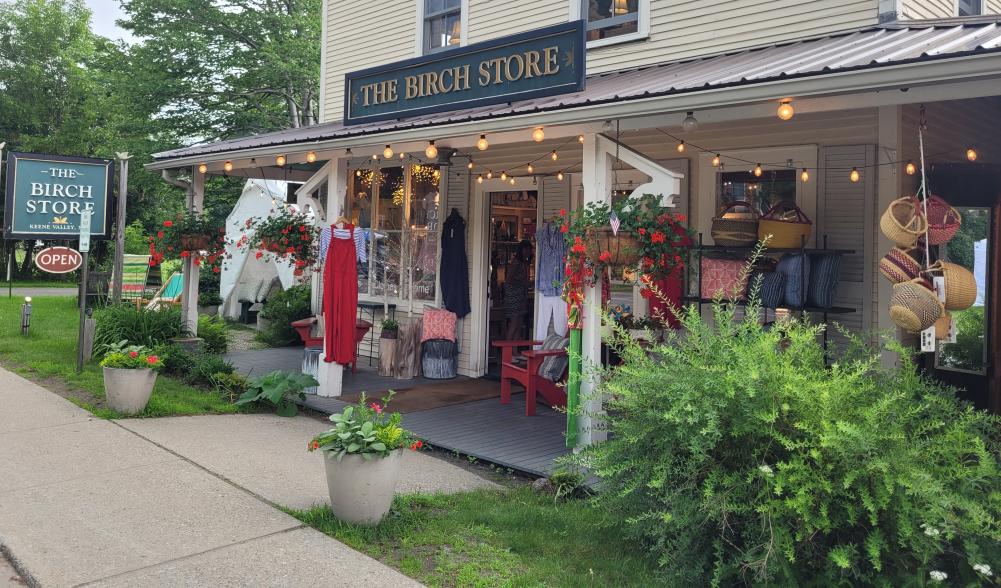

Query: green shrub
[575,298,1001,586]
[197,314,228,354]
[123,220,149,255]
[160,259,182,282]
[236,370,317,416]
[198,291,223,307]
[256,284,312,347]
[153,342,233,387]
[93,304,186,357]
[209,371,249,403]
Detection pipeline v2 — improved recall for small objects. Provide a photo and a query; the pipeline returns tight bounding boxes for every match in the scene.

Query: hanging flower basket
[179,234,211,251]
[585,228,639,267]
[234,206,318,276]
[149,211,227,274]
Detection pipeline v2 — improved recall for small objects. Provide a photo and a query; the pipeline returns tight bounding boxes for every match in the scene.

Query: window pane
[585,0,639,41]
[958,0,982,15]
[409,164,441,301]
[371,231,403,299]
[717,169,796,218]
[426,12,461,52]
[425,0,443,14]
[937,207,990,373]
[349,170,376,294]
[376,167,405,231]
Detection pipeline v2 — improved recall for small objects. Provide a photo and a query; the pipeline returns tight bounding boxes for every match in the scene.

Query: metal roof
[153,19,1001,162]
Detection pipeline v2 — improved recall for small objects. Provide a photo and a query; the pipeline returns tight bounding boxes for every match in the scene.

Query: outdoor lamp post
[21,296,32,335]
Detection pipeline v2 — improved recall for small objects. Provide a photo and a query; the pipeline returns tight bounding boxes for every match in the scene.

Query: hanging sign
[344,20,585,125]
[3,152,114,240]
[34,246,83,274]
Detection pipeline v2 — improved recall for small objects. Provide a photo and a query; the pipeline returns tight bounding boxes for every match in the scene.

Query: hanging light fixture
[448,17,461,45]
[577,135,585,144]
[509,177,516,185]
[777,100,795,121]
[356,169,362,177]
[467,160,474,169]
[966,147,978,162]
[477,135,489,151]
[345,148,353,157]
[800,168,809,182]
[383,145,394,159]
[850,167,861,183]
[399,152,406,159]
[557,171,564,181]
[676,140,686,153]
[477,174,484,184]
[500,171,507,181]
[223,160,233,172]
[197,163,207,174]
[532,127,545,142]
[682,111,699,132]
[276,154,287,166]
[711,154,721,167]
[425,140,438,159]
[306,151,317,163]
[372,153,379,161]
[487,170,493,179]
[905,161,916,175]
[753,163,763,177]
[527,163,534,174]
[551,150,558,161]
[613,0,629,15]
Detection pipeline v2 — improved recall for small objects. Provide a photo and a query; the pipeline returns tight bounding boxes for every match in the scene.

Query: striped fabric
[537,333,569,382]
[120,254,151,298]
[777,253,811,308]
[808,254,842,309]
[318,225,367,263]
[752,271,785,309]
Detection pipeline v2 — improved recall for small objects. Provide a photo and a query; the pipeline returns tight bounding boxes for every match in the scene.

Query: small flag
[609,211,620,235]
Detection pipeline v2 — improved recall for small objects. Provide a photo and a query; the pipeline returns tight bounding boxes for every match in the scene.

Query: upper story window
[583,0,639,42]
[423,0,462,54]
[958,0,982,15]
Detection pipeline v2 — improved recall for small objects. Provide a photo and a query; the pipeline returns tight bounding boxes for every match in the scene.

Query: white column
[317,156,348,397]
[877,106,902,367]
[577,133,611,446]
[181,166,204,335]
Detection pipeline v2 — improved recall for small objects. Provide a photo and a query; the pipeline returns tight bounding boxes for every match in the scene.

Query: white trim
[296,159,333,197]
[571,0,651,50]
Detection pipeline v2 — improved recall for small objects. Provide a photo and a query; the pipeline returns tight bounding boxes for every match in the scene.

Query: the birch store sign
[4,152,114,240]
[344,21,585,125]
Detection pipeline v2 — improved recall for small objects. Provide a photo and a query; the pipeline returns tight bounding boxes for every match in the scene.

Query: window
[717,169,796,218]
[958,0,982,15]
[423,0,461,54]
[582,0,640,42]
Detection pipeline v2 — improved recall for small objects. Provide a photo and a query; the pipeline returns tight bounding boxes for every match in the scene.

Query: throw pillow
[421,308,457,342]
[808,253,842,309]
[538,333,569,382]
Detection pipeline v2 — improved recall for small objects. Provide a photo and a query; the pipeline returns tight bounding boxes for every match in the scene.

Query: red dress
[323,224,358,365]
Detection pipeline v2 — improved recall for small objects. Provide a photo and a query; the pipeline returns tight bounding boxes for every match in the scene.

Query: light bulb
[467,160,474,169]
[527,163,534,174]
[372,154,379,161]
[276,154,286,166]
[383,145,393,159]
[477,175,483,184]
[355,169,361,177]
[676,140,685,153]
[753,164,762,177]
[223,161,233,172]
[425,140,438,159]
[487,170,493,179]
[551,150,558,161]
[577,135,585,144]
[345,148,353,157]
[532,127,545,142]
[850,167,860,183]
[509,177,516,185]
[905,161,916,175]
[800,168,809,182]
[557,171,564,181]
[682,111,699,132]
[777,100,794,121]
[306,151,317,163]
[500,171,507,180]
[197,163,207,174]
[399,152,406,159]
[966,147,978,162]
[476,135,488,151]
[711,154,720,167]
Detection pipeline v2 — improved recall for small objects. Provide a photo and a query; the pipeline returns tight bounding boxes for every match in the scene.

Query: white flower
[758,464,774,477]
[921,524,941,538]
[973,563,992,577]
[929,570,948,582]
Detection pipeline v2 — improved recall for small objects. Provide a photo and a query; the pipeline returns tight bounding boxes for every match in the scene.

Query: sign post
[77,210,91,373]
[111,152,130,304]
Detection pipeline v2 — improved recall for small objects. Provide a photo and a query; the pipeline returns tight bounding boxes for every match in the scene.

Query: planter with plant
[148,211,227,274]
[99,341,163,414]
[233,206,317,276]
[198,291,223,315]
[379,319,399,339]
[308,393,421,525]
[235,370,317,416]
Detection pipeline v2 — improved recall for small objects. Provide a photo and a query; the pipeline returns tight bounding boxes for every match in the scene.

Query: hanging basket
[889,278,944,333]
[757,202,812,249]
[585,227,640,266]
[926,261,978,311]
[711,201,759,246]
[880,198,928,248]
[925,195,962,245]
[879,247,923,284]
[179,234,211,251]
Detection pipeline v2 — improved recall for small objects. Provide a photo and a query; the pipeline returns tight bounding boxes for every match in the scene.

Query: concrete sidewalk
[0,367,421,587]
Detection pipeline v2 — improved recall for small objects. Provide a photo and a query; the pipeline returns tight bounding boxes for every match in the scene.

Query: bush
[123,220,149,255]
[93,304,185,357]
[154,342,234,387]
[576,298,1001,586]
[198,291,223,307]
[236,370,317,417]
[197,314,228,354]
[256,284,312,347]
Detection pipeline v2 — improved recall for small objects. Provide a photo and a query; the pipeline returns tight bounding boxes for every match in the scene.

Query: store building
[149,1,1001,446]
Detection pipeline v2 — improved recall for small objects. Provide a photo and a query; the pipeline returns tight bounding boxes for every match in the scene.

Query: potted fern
[99,341,163,414]
[307,393,421,525]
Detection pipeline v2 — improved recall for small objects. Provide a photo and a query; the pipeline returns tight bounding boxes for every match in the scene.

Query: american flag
[609,211,620,235]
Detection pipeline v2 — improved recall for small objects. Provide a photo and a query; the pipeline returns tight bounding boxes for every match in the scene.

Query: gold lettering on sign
[543,46,560,75]
[360,80,398,106]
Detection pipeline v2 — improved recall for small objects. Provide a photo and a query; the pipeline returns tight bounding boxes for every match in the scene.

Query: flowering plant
[148,210,227,274]
[308,392,420,460]
[233,206,317,276]
[99,341,162,370]
[618,193,694,283]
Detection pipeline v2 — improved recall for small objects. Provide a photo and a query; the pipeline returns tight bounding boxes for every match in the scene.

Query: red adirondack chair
[491,339,568,416]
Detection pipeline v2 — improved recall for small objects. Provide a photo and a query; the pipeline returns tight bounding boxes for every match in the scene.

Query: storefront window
[583,0,639,41]
[717,169,796,218]
[958,0,982,16]
[424,0,461,54]
[409,165,441,301]
[937,207,989,373]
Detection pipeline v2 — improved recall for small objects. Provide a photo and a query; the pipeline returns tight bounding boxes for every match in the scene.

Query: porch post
[316,156,347,397]
[181,166,204,335]
[877,105,903,367]
[577,133,611,447]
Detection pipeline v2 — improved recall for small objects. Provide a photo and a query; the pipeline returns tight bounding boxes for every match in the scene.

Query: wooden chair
[145,272,184,310]
[491,339,568,416]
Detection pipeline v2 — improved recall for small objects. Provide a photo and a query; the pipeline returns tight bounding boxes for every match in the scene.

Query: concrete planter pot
[198,304,219,316]
[322,449,402,525]
[102,367,157,414]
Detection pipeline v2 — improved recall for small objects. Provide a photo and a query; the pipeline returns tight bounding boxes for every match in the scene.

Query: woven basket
[757,202,812,249]
[711,201,759,246]
[927,261,978,311]
[879,247,922,284]
[926,195,962,245]
[880,197,928,248]
[933,312,952,341]
[585,227,640,266]
[889,278,943,333]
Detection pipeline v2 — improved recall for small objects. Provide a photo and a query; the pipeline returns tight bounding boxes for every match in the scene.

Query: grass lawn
[0,296,241,418]
[284,487,660,587]
[6,279,78,288]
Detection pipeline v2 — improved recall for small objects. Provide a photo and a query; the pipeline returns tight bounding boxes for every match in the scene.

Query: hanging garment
[440,209,471,318]
[534,294,568,344]
[323,223,359,365]
[535,223,567,297]
[319,225,367,263]
[647,275,684,329]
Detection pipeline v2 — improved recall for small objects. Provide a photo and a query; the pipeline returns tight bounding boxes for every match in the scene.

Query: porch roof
[150,18,1001,167]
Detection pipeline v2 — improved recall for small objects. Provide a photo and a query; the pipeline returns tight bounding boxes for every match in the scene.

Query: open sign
[34,246,83,274]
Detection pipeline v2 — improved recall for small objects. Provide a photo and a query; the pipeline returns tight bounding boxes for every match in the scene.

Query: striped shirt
[535,222,566,297]
[319,225,368,263]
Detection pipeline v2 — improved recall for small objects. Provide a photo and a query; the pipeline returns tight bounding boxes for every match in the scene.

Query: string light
[477,174,483,184]
[372,154,379,161]
[577,135,585,144]
[966,147,978,162]
[467,160,474,169]
[711,154,720,167]
[500,171,507,181]
[557,171,564,181]
[777,100,794,121]
[356,169,362,177]
[905,161,916,175]
[345,148,353,157]
[551,150,558,161]
[486,170,493,179]
[223,161,233,172]
[477,135,489,151]
[676,140,686,153]
[800,168,809,182]
[383,145,394,159]
[527,163,534,174]
[682,111,699,132]
[197,163,207,174]
[399,152,406,159]
[509,177,516,185]
[276,154,287,166]
[425,140,438,159]
[753,163,762,177]
[532,127,545,142]
[850,167,860,183]
[306,151,317,163]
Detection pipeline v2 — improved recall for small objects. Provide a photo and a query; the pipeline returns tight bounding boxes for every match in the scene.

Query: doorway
[927,163,1001,414]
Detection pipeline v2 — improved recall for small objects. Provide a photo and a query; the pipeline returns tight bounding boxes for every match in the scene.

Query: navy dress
[440,208,471,318]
